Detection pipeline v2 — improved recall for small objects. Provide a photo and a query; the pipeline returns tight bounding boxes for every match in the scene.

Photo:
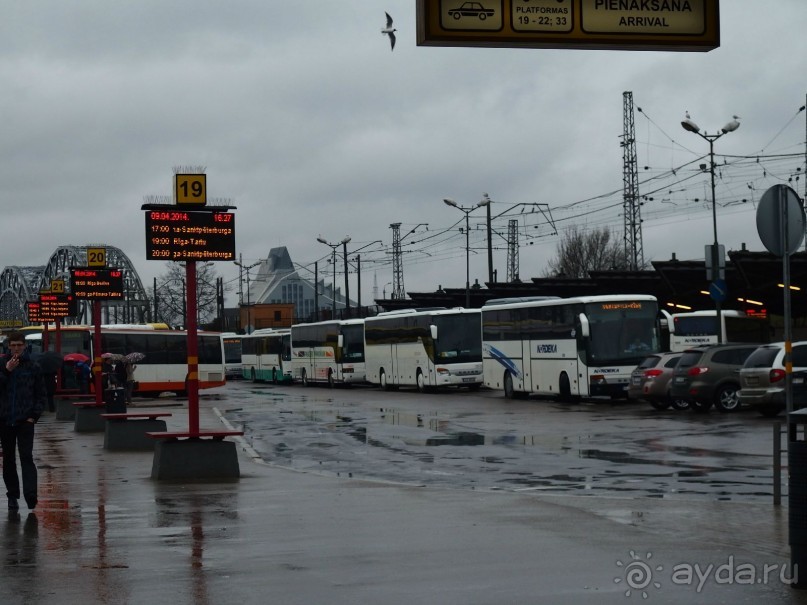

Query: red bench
[146,430,243,441]
[101,412,173,421]
[102,413,174,450]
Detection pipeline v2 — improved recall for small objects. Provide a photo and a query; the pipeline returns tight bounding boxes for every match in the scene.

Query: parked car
[627,352,688,410]
[669,343,760,413]
[738,341,807,417]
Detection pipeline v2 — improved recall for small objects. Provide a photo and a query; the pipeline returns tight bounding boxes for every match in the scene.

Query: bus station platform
[1,396,802,604]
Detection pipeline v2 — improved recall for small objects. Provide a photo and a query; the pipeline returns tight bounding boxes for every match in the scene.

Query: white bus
[482,295,660,400]
[290,319,366,387]
[29,324,225,395]
[364,308,483,391]
[220,332,243,380]
[240,328,293,383]
[664,309,771,352]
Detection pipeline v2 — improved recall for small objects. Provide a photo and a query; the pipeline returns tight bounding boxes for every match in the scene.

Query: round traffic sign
[756,185,805,256]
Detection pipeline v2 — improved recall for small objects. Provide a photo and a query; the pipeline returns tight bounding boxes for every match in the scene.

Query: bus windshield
[584,300,659,366]
[434,314,482,363]
[340,324,365,362]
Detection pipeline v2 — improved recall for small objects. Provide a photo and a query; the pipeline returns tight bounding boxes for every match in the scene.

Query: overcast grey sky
[2,1,806,307]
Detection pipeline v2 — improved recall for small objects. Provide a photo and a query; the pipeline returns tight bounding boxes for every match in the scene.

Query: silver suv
[738,341,807,417]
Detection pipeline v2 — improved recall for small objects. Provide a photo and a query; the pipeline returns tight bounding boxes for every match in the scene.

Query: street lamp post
[317,235,351,318]
[681,112,740,344]
[234,258,260,333]
[443,196,491,308]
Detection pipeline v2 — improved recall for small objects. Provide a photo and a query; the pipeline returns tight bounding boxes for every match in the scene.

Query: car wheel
[479,13,487,20]
[715,384,741,413]
[452,13,460,20]
[649,399,671,411]
[690,399,713,413]
[670,397,691,411]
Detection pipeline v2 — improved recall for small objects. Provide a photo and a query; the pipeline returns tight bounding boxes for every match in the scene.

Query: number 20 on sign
[175,174,207,205]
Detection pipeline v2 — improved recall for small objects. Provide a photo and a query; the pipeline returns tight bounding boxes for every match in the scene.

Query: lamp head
[316,236,327,245]
[681,118,700,133]
[443,198,458,208]
[721,115,741,133]
[341,236,352,245]
[477,198,491,208]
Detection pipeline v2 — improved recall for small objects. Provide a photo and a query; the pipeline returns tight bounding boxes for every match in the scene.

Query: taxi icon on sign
[448,2,495,20]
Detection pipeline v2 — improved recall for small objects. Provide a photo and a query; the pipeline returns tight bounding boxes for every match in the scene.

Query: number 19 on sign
[175,174,207,206]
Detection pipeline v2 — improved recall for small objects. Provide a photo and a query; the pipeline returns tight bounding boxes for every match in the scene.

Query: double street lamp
[443,196,491,308]
[681,111,740,343]
[317,235,351,318]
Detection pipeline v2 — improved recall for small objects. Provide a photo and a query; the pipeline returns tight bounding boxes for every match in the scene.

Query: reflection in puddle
[225,396,776,503]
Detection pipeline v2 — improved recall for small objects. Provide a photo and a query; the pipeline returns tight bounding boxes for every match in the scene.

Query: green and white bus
[240,328,293,383]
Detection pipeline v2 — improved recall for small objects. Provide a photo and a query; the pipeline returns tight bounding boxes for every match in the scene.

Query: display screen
[145,210,236,261]
[36,294,77,320]
[70,268,124,299]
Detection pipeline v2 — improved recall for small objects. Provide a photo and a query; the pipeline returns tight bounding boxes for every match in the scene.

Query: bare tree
[545,226,630,278]
[153,262,224,327]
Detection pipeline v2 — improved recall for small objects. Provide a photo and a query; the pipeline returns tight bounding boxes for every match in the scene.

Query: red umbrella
[63,353,90,363]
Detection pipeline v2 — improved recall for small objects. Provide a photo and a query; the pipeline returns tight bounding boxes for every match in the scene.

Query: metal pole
[356,255,362,313]
[709,137,723,344]
[343,240,350,317]
[465,210,470,308]
[314,261,319,321]
[783,186,794,416]
[185,261,199,436]
[486,201,493,284]
[332,248,337,318]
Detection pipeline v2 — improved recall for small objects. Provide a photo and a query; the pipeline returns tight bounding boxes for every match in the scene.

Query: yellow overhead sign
[417,0,719,51]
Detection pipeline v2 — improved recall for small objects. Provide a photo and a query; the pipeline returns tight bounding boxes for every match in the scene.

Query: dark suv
[669,344,760,413]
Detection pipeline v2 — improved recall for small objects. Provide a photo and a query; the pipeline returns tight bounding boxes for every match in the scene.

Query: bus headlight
[591,374,606,384]
[436,367,450,375]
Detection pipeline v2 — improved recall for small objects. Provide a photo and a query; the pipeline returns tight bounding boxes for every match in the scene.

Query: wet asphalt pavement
[1,382,806,604]
[223,381,782,503]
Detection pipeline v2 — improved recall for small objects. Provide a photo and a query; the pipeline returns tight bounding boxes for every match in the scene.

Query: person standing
[0,332,46,512]
[124,362,137,405]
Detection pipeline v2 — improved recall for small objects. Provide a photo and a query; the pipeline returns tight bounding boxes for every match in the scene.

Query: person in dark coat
[0,332,46,512]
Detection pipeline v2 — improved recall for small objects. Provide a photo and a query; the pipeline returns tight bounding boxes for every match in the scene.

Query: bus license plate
[462,377,476,383]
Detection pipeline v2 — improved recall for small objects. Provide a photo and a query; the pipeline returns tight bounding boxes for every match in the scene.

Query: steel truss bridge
[0,245,150,327]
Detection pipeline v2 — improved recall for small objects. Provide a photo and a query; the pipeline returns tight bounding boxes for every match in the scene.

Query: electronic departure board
[70,268,124,299]
[36,294,77,320]
[145,210,236,261]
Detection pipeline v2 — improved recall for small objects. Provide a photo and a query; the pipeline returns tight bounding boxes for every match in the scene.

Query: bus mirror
[430,325,438,340]
[577,313,590,338]
[660,309,673,333]
[337,335,344,348]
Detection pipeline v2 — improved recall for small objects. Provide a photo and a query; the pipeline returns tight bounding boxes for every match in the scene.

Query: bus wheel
[301,369,309,387]
[416,370,428,393]
[558,373,578,403]
[504,372,515,399]
[380,369,392,391]
[327,370,334,389]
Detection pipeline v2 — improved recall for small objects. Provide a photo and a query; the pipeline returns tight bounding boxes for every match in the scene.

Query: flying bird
[382,12,396,51]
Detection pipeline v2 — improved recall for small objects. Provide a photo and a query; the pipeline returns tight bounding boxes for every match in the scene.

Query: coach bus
[290,319,366,387]
[481,295,660,400]
[363,308,483,391]
[240,328,293,383]
[663,309,770,352]
[220,332,243,380]
[27,324,225,395]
